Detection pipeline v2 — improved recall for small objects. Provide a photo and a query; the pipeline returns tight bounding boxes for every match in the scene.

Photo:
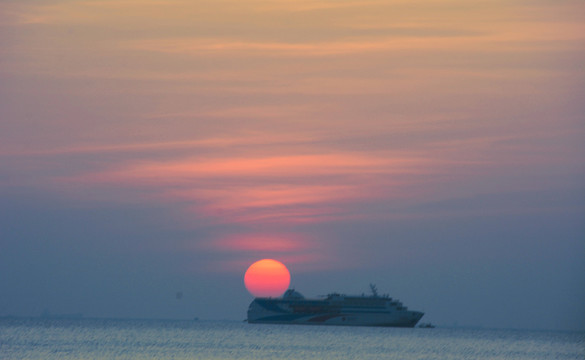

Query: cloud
[54,151,430,225]
[210,234,310,252]
[126,34,494,58]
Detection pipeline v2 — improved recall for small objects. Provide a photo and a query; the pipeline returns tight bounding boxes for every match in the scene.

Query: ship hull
[247,298,424,328]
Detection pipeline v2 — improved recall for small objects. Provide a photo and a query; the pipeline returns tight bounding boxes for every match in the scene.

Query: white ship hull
[247,288,424,328]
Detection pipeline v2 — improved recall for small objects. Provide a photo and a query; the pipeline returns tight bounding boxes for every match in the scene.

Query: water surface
[1,318,583,360]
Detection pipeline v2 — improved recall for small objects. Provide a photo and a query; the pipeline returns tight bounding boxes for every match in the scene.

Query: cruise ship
[247,285,424,327]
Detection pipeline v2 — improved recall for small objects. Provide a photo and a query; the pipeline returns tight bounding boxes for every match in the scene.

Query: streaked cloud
[55,151,430,224]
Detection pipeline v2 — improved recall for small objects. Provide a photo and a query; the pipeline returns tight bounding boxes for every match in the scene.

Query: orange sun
[244,259,291,298]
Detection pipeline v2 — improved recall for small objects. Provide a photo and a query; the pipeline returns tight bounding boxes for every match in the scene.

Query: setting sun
[244,259,291,298]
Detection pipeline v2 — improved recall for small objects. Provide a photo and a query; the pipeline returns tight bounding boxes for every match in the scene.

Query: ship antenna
[369,283,379,297]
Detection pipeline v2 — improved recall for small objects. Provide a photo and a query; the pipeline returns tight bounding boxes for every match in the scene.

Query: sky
[1,0,584,331]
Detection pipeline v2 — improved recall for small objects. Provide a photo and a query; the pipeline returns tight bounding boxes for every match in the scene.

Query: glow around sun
[244,259,291,297]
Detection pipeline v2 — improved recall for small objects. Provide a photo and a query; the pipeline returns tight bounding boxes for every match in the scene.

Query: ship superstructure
[247,285,424,327]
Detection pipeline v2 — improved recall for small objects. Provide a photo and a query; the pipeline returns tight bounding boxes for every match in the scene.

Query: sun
[244,259,291,298]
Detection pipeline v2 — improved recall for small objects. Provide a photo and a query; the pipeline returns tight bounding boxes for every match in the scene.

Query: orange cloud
[169,185,355,209]
[1,132,318,157]
[211,234,309,253]
[204,252,332,273]
[58,151,429,224]
[74,153,425,184]
[127,34,490,58]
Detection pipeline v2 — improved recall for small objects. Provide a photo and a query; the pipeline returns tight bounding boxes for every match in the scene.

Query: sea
[1,317,583,360]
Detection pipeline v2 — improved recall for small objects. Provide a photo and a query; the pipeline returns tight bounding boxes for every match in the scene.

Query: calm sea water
[1,318,583,360]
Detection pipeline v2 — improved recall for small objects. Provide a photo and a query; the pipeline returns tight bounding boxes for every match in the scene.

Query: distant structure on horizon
[247,284,424,327]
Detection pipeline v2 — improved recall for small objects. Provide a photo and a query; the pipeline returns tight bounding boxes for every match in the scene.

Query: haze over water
[2,318,584,360]
[1,0,584,332]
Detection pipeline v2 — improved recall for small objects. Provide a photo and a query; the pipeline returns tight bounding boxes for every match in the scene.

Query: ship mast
[369,283,379,297]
